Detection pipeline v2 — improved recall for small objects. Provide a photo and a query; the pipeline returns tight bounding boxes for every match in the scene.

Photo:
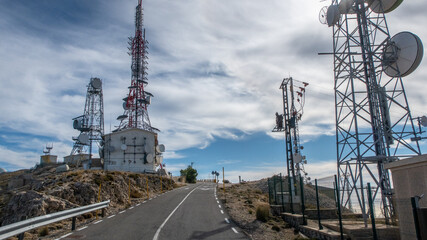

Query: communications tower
[116,0,157,132]
[320,0,424,224]
[71,77,104,165]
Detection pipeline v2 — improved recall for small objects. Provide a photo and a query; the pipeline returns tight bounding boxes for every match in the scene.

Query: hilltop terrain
[0,165,176,239]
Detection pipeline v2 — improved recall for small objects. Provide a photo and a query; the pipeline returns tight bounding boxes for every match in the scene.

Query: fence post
[273,175,277,205]
[334,175,344,240]
[367,183,378,240]
[280,173,284,212]
[288,175,294,214]
[300,175,306,225]
[146,175,150,200]
[72,216,76,231]
[315,179,323,230]
[411,197,421,240]
[267,178,271,205]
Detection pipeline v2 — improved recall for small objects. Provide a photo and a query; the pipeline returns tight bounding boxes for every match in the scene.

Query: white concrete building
[102,128,164,173]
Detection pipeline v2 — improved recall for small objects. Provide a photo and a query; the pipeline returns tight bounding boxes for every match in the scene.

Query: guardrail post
[102,208,105,218]
[18,232,24,240]
[72,217,76,231]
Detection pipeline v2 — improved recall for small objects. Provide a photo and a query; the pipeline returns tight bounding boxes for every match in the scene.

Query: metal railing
[0,200,110,240]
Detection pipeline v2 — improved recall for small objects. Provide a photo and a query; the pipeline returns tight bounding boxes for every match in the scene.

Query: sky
[0,0,427,183]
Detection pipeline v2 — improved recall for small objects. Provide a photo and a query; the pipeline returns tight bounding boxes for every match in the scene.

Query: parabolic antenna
[370,0,403,13]
[91,78,102,89]
[383,31,423,77]
[339,0,355,14]
[146,153,154,163]
[319,6,328,25]
[73,119,82,130]
[123,102,129,110]
[78,133,89,145]
[327,5,340,27]
[156,144,165,153]
[121,144,127,151]
[293,152,303,164]
[421,116,427,127]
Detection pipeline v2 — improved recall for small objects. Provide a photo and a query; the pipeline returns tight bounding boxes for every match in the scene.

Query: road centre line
[232,227,238,234]
[152,186,199,240]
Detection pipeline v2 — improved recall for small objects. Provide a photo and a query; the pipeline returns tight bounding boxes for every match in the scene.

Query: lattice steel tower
[117,0,156,132]
[71,77,104,165]
[321,0,424,224]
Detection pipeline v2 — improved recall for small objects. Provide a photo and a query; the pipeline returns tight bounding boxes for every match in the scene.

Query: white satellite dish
[156,144,165,153]
[383,32,424,77]
[293,152,303,164]
[327,5,340,27]
[78,133,89,145]
[421,116,427,127]
[370,0,403,13]
[146,153,154,163]
[121,144,127,151]
[91,78,102,89]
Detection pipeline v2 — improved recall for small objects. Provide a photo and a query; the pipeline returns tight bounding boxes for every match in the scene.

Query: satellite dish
[370,0,403,13]
[293,152,303,164]
[421,116,427,127]
[146,153,154,163]
[121,144,127,151]
[91,78,102,89]
[319,6,328,25]
[123,102,129,110]
[73,119,80,129]
[327,5,340,27]
[78,133,89,145]
[339,0,355,14]
[383,32,424,77]
[156,144,165,153]
[109,145,115,152]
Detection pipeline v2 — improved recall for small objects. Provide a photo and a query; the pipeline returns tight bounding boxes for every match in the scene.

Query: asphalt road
[57,182,247,240]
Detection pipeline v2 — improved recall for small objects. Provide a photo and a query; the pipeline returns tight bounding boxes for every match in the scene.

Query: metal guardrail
[0,200,110,240]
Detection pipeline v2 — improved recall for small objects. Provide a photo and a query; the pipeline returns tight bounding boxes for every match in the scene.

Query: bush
[180,166,198,183]
[39,227,49,237]
[272,225,280,232]
[130,190,143,198]
[256,204,270,222]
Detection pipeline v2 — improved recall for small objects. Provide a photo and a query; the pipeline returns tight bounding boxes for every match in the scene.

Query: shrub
[130,190,143,198]
[39,227,49,237]
[272,225,280,232]
[83,213,93,219]
[248,209,253,214]
[256,204,270,222]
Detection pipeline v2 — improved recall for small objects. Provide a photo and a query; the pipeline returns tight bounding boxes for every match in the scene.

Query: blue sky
[1,0,427,182]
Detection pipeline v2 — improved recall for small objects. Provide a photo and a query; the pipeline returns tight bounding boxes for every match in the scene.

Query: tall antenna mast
[320,0,424,225]
[117,0,156,132]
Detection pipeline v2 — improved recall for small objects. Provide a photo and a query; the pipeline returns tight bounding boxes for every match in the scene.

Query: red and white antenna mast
[117,0,157,132]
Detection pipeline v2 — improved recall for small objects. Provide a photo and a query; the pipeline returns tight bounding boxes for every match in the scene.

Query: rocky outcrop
[1,190,77,226]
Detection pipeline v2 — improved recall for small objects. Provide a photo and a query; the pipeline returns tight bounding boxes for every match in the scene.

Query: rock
[56,164,70,173]
[1,190,78,226]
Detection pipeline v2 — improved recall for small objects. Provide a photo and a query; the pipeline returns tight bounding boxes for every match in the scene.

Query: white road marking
[218,205,222,208]
[216,200,219,204]
[56,232,73,239]
[152,187,199,240]
[119,210,126,214]
[232,227,238,234]
[107,215,115,219]
[129,206,134,209]
[185,187,189,189]
[94,220,103,224]
[77,226,88,231]
[225,218,230,224]
[143,201,147,203]
[149,198,152,201]
[136,203,141,206]
[220,210,224,214]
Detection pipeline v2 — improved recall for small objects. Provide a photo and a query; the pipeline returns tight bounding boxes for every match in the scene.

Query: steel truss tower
[71,77,104,165]
[330,0,421,224]
[117,0,157,132]
[273,77,308,203]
